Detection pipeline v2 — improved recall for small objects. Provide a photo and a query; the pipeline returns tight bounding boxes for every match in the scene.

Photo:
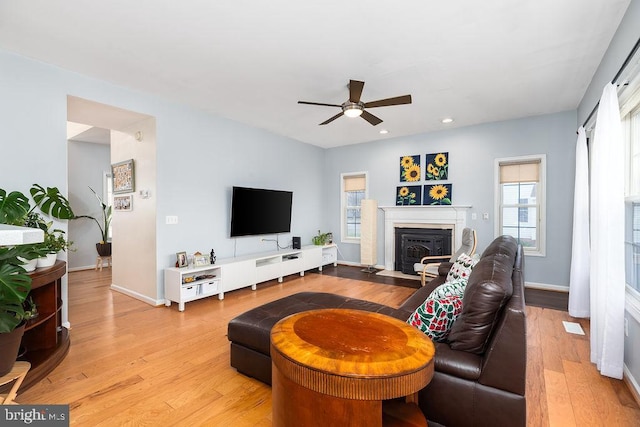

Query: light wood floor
[18,268,640,426]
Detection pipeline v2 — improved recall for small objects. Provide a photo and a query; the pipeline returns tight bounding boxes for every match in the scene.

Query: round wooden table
[270,308,435,427]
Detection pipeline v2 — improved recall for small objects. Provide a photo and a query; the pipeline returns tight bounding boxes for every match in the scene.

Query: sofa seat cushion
[227,291,396,356]
[433,343,482,380]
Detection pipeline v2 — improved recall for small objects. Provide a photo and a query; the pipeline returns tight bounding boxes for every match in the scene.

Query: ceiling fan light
[343,104,363,118]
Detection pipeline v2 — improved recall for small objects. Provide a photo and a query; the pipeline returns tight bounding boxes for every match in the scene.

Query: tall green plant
[74,187,112,243]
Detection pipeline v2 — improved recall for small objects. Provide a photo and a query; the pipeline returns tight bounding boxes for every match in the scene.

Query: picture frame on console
[176,251,188,268]
[193,254,210,267]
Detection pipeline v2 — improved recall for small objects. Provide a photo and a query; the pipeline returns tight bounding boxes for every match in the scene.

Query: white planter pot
[36,253,57,268]
[18,257,38,272]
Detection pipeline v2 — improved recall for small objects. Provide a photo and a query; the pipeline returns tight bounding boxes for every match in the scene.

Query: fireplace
[395,228,452,274]
[380,206,470,271]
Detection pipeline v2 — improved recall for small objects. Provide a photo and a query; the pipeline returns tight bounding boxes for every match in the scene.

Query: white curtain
[569,127,590,318]
[589,82,626,379]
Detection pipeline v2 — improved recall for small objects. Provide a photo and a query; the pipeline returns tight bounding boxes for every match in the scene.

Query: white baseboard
[525,281,569,293]
[110,284,164,306]
[337,260,386,269]
[68,264,98,272]
[624,365,640,406]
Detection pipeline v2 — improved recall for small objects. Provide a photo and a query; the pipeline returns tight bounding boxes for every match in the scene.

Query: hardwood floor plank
[561,360,599,427]
[544,369,577,427]
[16,267,640,426]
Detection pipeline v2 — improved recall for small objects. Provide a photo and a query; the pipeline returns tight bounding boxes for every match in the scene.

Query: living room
[1,1,640,425]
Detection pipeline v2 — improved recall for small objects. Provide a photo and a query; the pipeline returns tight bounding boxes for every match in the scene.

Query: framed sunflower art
[400,155,421,182]
[396,185,422,206]
[425,152,448,180]
[424,184,452,205]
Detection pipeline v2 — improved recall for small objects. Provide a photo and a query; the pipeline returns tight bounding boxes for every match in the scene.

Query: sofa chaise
[227,235,526,426]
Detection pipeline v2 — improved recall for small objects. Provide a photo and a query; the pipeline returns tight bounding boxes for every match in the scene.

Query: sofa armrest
[478,305,527,395]
[433,342,482,381]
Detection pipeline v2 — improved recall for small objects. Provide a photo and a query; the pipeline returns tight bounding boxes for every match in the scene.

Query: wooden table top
[270,308,435,400]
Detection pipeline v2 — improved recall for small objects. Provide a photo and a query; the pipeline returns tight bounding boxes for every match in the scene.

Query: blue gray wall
[0,49,324,303]
[324,111,577,288]
[67,141,111,270]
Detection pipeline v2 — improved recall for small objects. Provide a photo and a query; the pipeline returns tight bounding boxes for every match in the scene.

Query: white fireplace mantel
[379,205,471,271]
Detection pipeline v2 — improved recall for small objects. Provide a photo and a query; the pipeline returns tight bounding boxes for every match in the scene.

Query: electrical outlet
[482,213,489,220]
[165,215,178,225]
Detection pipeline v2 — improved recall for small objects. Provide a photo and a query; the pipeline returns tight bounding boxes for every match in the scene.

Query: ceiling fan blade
[364,94,412,108]
[361,110,383,126]
[298,101,342,108]
[349,80,365,103]
[320,112,344,125]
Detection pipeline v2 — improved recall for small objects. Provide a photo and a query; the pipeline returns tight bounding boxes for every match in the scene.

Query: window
[495,155,546,255]
[341,172,367,242]
[623,100,640,293]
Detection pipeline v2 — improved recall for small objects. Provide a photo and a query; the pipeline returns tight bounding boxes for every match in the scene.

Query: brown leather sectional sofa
[227,235,526,426]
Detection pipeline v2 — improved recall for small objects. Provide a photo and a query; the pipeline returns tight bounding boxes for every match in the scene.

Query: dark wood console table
[270,309,435,427]
[18,260,70,389]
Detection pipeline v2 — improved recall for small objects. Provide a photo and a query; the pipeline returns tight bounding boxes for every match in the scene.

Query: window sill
[341,238,360,244]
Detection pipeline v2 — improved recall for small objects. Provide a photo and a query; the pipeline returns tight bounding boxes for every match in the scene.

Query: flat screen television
[230,186,293,237]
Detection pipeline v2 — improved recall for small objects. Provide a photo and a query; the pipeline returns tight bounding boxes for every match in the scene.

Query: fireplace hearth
[395,227,452,274]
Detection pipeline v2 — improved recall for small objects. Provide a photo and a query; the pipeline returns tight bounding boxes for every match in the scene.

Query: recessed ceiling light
[379,129,389,134]
[441,118,454,124]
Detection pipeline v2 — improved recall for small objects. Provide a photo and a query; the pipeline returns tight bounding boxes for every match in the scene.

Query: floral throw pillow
[429,278,468,299]
[446,253,479,283]
[407,295,463,342]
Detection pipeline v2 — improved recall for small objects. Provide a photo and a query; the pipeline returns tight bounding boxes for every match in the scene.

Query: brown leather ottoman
[227,291,401,384]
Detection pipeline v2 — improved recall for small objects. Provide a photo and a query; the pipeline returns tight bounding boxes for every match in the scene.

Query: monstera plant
[0,184,74,375]
[0,184,74,330]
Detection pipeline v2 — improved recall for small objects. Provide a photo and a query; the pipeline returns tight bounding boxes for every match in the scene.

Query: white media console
[164,244,338,311]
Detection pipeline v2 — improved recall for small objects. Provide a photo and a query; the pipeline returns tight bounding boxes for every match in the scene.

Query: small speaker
[292,236,301,249]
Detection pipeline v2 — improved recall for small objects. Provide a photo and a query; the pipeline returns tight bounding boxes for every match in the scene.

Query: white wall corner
[110,283,165,306]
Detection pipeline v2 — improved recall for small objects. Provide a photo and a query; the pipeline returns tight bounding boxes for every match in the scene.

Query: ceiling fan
[298,79,412,126]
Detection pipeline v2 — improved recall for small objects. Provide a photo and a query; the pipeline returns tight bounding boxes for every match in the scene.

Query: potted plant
[36,228,73,268]
[74,187,112,256]
[0,244,32,375]
[312,230,331,246]
[0,184,74,375]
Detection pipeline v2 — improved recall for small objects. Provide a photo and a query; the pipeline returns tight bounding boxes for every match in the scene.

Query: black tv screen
[230,186,293,237]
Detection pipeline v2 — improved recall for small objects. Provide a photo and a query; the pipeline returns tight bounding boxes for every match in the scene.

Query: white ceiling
[0,1,631,148]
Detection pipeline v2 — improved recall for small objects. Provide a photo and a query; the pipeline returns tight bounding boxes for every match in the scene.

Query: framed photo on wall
[113,194,133,211]
[112,159,135,194]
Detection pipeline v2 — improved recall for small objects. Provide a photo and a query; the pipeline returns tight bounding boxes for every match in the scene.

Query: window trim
[340,171,368,244]
[494,154,546,256]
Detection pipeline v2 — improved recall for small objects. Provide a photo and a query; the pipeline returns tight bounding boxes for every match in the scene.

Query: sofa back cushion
[447,236,517,354]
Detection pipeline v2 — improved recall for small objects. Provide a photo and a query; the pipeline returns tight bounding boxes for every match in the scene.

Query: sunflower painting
[400,155,421,182]
[425,152,449,180]
[396,185,421,206]
[423,184,452,205]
